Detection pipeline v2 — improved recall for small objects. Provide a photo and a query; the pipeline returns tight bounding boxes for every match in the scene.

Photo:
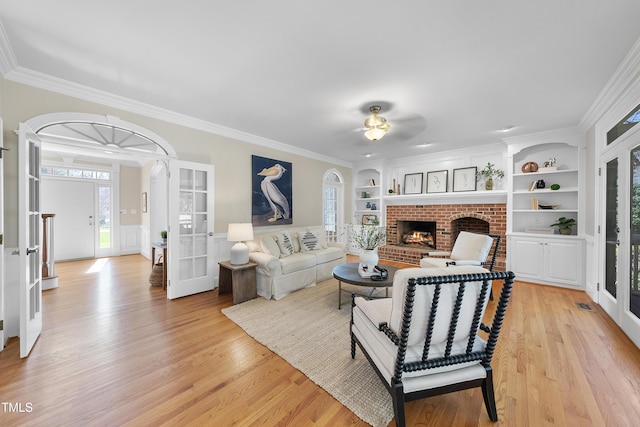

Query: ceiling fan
[363,105,391,141]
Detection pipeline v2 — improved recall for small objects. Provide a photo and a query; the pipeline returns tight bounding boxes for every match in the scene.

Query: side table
[151,241,168,290]
[218,260,258,304]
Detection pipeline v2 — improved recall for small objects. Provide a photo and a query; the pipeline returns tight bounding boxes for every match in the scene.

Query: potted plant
[160,230,168,243]
[550,217,576,235]
[477,162,505,190]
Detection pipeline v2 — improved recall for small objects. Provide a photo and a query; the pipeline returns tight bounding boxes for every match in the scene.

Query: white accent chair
[420,231,500,271]
[350,266,515,426]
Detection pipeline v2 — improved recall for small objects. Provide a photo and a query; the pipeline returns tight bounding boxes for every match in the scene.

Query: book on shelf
[530,197,538,210]
[528,180,537,191]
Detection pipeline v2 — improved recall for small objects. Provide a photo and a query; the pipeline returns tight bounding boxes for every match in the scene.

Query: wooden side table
[218,260,257,304]
[151,241,168,290]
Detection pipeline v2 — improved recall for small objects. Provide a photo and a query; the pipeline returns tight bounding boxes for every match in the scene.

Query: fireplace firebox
[396,220,436,248]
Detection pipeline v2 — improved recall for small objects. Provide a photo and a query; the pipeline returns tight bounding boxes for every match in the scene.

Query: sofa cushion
[275,231,295,257]
[246,240,261,253]
[279,253,317,275]
[260,236,281,258]
[314,246,345,264]
[299,230,323,251]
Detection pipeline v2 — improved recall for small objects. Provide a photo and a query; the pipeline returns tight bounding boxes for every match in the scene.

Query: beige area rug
[221,279,394,427]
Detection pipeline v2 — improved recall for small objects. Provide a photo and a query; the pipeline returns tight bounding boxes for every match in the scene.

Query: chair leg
[392,381,406,427]
[350,332,356,359]
[481,367,498,422]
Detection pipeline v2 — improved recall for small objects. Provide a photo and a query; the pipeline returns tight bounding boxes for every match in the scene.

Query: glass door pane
[606,158,619,298]
[630,148,640,319]
[98,185,111,248]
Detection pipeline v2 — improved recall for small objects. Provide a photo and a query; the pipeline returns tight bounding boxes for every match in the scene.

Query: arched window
[323,169,344,243]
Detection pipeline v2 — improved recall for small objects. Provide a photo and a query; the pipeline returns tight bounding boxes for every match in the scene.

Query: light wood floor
[1,255,639,426]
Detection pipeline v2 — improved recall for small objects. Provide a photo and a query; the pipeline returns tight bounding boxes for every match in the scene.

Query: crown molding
[4,66,353,168]
[580,35,640,131]
[0,19,17,76]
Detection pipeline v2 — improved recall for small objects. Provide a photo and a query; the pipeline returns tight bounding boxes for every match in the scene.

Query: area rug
[221,279,394,427]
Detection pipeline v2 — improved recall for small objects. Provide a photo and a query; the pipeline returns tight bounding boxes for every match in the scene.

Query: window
[41,166,110,180]
[98,185,112,249]
[323,170,344,243]
[608,102,640,145]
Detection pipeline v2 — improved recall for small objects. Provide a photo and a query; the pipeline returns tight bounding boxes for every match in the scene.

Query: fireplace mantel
[383,190,507,206]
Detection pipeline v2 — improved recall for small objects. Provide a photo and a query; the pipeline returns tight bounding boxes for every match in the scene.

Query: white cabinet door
[511,237,543,279]
[546,240,582,285]
[510,236,583,288]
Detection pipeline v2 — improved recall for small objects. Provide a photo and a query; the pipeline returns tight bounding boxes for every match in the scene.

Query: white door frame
[0,117,5,350]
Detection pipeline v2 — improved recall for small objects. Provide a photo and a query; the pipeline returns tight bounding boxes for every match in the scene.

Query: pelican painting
[252,155,293,226]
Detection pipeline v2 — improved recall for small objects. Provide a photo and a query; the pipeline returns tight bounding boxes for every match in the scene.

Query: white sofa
[247,226,346,300]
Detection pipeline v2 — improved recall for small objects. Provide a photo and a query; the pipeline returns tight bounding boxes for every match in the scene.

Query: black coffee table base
[332,263,398,309]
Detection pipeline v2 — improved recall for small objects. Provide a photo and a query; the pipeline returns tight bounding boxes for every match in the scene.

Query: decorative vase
[559,227,572,235]
[371,203,377,210]
[366,201,372,209]
[485,177,493,190]
[358,249,379,278]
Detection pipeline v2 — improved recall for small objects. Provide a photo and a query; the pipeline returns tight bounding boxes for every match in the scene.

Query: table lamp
[227,223,254,265]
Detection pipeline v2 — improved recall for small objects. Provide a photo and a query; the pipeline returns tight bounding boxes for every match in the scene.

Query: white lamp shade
[227,223,254,242]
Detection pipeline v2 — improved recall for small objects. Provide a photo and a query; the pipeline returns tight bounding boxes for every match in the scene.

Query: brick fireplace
[378,203,507,270]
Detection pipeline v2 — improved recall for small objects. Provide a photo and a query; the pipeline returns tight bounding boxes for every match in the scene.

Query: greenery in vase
[349,224,386,250]
[161,230,168,239]
[476,162,505,179]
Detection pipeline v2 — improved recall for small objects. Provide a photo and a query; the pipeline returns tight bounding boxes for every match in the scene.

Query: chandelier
[364,106,391,141]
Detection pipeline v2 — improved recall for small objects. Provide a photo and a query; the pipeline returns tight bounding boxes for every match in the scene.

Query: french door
[18,123,43,357]
[600,129,640,348]
[167,160,215,299]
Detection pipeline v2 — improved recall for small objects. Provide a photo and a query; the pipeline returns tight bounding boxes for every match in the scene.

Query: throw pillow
[299,230,321,251]
[275,232,295,257]
[260,236,281,258]
[306,226,328,248]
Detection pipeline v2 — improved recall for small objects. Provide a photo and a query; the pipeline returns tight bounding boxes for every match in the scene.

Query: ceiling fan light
[365,128,387,141]
[364,115,385,128]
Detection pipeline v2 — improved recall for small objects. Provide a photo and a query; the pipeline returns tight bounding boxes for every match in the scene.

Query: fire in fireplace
[396,220,436,248]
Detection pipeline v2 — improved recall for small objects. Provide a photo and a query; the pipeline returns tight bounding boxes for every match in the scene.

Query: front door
[18,123,43,357]
[41,179,95,260]
[167,160,215,299]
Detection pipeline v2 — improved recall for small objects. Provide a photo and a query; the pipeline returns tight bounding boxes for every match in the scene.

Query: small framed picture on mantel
[453,167,477,192]
[426,170,448,193]
[404,173,423,194]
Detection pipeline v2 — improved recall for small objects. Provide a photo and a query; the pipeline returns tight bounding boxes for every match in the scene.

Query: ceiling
[2,1,640,165]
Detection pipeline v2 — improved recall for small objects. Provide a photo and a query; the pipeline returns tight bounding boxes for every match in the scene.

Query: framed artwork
[426,170,448,193]
[453,167,477,192]
[252,155,293,226]
[142,192,148,213]
[403,172,423,195]
[361,214,377,225]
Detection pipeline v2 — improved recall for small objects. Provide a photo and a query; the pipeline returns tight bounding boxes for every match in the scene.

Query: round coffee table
[333,263,398,309]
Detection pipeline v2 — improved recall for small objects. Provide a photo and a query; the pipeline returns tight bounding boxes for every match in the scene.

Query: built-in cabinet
[354,168,382,225]
[505,128,585,289]
[510,236,583,288]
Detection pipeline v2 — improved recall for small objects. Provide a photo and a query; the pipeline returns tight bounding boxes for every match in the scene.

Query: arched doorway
[26,113,177,260]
